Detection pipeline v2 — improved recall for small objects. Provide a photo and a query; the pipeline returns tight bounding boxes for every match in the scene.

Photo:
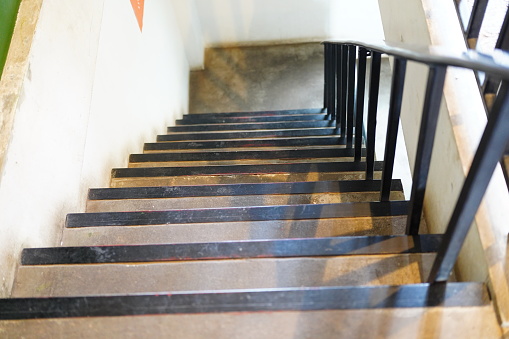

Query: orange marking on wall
[130,0,145,32]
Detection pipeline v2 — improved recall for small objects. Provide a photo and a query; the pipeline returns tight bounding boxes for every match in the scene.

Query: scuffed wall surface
[0,0,189,297]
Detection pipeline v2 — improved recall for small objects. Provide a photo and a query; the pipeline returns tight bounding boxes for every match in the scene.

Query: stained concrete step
[67,201,407,228]
[177,113,329,124]
[61,216,408,246]
[1,283,498,339]
[131,148,364,163]
[22,235,443,265]
[145,136,346,151]
[183,108,324,118]
[13,254,435,297]
[167,120,335,132]
[157,127,339,141]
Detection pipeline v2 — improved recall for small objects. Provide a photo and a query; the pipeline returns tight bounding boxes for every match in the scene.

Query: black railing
[323,40,509,283]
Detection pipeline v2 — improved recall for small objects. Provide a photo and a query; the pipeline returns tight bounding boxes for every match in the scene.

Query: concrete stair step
[66,201,408,228]
[182,108,325,118]
[22,235,443,265]
[145,136,346,151]
[157,127,339,141]
[111,161,383,187]
[1,283,500,339]
[129,157,362,167]
[167,120,335,132]
[61,216,408,246]
[177,113,329,124]
[131,147,364,163]
[12,254,435,297]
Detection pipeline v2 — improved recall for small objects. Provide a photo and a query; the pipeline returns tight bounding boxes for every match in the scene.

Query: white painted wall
[194,0,384,46]
[0,0,190,296]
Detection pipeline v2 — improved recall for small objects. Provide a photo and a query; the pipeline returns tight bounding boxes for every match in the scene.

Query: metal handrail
[322,40,509,283]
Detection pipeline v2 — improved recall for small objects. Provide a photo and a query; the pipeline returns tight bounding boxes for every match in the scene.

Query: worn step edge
[158,128,339,141]
[88,180,403,200]
[167,120,336,132]
[66,201,408,227]
[21,235,443,265]
[112,162,384,179]
[0,283,489,320]
[177,114,329,124]
[145,137,347,150]
[184,108,325,118]
[130,148,366,163]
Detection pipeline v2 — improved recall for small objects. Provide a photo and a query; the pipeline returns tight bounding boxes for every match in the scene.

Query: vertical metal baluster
[326,44,335,119]
[323,44,329,113]
[355,48,367,162]
[340,46,348,140]
[466,0,489,49]
[331,44,338,121]
[429,81,509,282]
[366,51,382,180]
[380,58,407,201]
[336,45,343,131]
[406,65,447,235]
[346,45,357,148]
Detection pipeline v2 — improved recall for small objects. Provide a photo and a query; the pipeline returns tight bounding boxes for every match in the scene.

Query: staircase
[0,107,502,338]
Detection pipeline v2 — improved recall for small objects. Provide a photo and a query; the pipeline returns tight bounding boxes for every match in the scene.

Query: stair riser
[86,192,405,212]
[13,254,435,297]
[167,121,335,132]
[110,172,382,187]
[128,157,359,168]
[0,306,500,339]
[145,138,346,150]
[177,114,329,124]
[61,217,407,246]
[130,148,364,163]
[157,128,338,141]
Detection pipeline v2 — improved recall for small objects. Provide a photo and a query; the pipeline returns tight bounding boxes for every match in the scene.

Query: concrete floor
[189,43,413,198]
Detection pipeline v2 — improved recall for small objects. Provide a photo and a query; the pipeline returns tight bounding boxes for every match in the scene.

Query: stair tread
[66,201,408,227]
[177,114,329,124]
[183,108,325,118]
[1,283,490,320]
[157,128,339,141]
[89,180,403,200]
[167,121,335,133]
[112,161,383,178]
[22,235,442,265]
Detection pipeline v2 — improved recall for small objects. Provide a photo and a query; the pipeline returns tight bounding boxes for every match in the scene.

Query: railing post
[340,45,349,140]
[355,48,368,162]
[380,58,407,201]
[323,43,328,112]
[347,45,357,148]
[429,81,509,282]
[365,51,382,180]
[406,65,447,235]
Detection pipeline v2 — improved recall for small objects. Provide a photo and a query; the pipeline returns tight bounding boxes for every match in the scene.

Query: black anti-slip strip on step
[21,235,443,265]
[66,201,408,227]
[167,120,335,132]
[0,283,488,319]
[88,180,403,200]
[112,162,384,179]
[157,128,338,142]
[130,148,366,163]
[145,137,346,150]
[184,108,324,118]
[178,114,328,124]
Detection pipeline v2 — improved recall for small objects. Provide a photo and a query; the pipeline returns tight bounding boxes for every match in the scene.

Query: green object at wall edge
[0,0,22,78]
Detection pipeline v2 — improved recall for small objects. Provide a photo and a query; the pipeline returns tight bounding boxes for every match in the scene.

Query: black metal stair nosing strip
[21,234,443,265]
[0,283,488,320]
[156,128,339,141]
[167,121,336,132]
[129,148,366,163]
[177,114,329,124]
[66,201,408,228]
[112,161,384,178]
[145,137,347,150]
[183,108,325,118]
[88,180,403,200]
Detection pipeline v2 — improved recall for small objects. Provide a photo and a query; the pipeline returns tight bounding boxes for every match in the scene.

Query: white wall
[194,0,384,46]
[0,0,190,297]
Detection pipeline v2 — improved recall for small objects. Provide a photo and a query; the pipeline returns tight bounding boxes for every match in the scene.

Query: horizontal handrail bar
[323,40,509,79]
